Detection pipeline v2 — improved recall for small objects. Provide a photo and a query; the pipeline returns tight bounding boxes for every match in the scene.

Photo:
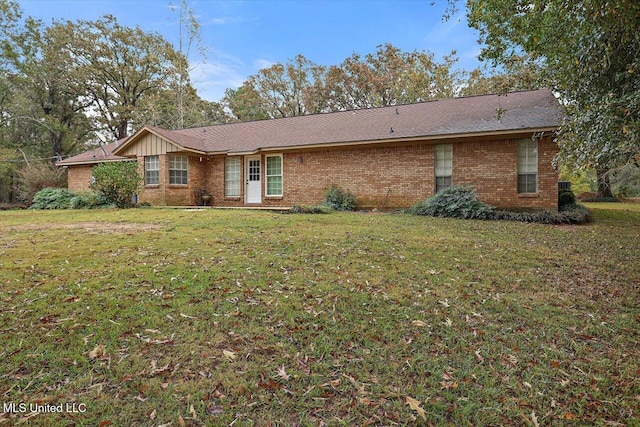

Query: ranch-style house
[57,89,564,210]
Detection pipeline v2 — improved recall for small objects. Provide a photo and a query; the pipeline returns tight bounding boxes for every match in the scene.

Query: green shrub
[90,161,142,208]
[30,188,75,209]
[558,188,576,208]
[69,191,113,209]
[290,205,332,214]
[323,184,357,211]
[408,185,494,219]
[408,185,591,224]
[30,188,114,210]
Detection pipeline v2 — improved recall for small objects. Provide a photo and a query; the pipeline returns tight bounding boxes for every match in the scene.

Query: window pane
[518,140,538,174]
[266,156,282,176]
[518,173,537,193]
[265,155,282,196]
[436,176,452,193]
[435,144,452,176]
[145,156,159,185]
[225,157,241,197]
[169,155,188,185]
[267,176,282,196]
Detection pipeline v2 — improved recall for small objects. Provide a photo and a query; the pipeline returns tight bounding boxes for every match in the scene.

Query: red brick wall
[66,165,94,191]
[454,136,558,210]
[66,136,559,210]
[138,154,206,206]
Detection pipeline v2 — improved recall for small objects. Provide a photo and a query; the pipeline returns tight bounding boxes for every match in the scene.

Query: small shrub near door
[323,184,357,211]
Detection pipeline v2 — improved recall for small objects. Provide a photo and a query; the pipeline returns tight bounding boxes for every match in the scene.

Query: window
[518,139,538,193]
[145,155,159,185]
[225,157,241,197]
[435,144,452,193]
[169,155,188,185]
[265,154,283,197]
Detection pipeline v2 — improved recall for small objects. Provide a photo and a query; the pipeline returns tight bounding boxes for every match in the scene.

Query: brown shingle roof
[62,89,562,165]
[173,89,562,154]
[57,139,131,166]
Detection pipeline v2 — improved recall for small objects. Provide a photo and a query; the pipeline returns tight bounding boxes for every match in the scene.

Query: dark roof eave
[56,158,135,167]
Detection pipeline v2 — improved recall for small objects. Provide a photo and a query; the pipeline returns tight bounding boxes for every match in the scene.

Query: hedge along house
[58,89,563,210]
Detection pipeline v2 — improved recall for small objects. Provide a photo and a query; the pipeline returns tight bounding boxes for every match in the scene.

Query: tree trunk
[595,168,614,198]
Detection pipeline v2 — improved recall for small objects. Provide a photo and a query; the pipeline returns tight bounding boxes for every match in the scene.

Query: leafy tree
[232,54,329,119]
[225,45,465,120]
[223,84,270,122]
[64,15,186,139]
[328,43,463,110]
[90,161,142,208]
[461,58,546,96]
[134,84,230,129]
[2,18,93,160]
[464,0,640,197]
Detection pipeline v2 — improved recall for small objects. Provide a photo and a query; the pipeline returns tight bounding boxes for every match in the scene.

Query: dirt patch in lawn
[8,221,163,234]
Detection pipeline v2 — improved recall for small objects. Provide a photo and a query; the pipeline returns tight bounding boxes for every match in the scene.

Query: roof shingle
[59,89,562,166]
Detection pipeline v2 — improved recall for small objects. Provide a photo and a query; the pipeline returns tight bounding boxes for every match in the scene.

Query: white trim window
[518,139,538,193]
[169,155,188,185]
[225,157,241,197]
[265,154,283,197]
[435,144,453,193]
[145,155,159,185]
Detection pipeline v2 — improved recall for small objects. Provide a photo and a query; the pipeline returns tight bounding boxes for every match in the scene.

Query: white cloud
[253,58,276,70]
[189,51,248,101]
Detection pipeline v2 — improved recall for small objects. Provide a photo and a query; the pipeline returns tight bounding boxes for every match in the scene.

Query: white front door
[245,156,261,203]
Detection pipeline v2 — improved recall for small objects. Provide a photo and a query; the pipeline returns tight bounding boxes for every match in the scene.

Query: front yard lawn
[1,207,638,425]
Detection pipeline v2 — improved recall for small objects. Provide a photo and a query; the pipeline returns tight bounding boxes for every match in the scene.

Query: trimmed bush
[30,188,75,209]
[407,185,494,219]
[289,205,332,214]
[90,161,142,208]
[323,184,357,211]
[409,185,591,224]
[558,188,576,208]
[69,192,113,209]
[30,188,113,210]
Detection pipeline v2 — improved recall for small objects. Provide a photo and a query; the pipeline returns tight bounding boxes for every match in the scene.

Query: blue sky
[18,0,482,102]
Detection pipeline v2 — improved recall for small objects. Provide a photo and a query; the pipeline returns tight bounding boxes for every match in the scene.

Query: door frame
[245,155,262,204]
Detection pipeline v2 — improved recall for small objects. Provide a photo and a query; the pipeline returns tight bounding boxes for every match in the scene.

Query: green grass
[1,207,639,426]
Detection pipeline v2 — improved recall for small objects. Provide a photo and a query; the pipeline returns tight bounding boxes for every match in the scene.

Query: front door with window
[245,156,261,203]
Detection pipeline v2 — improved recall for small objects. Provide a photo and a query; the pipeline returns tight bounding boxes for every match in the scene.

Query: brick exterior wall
[137,154,208,206]
[66,165,94,191]
[66,135,558,210]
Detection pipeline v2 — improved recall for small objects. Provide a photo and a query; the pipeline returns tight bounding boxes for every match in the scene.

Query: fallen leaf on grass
[531,411,539,427]
[223,349,236,361]
[178,415,186,427]
[276,364,290,381]
[208,401,223,415]
[411,320,427,327]
[88,344,105,359]
[405,396,426,421]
